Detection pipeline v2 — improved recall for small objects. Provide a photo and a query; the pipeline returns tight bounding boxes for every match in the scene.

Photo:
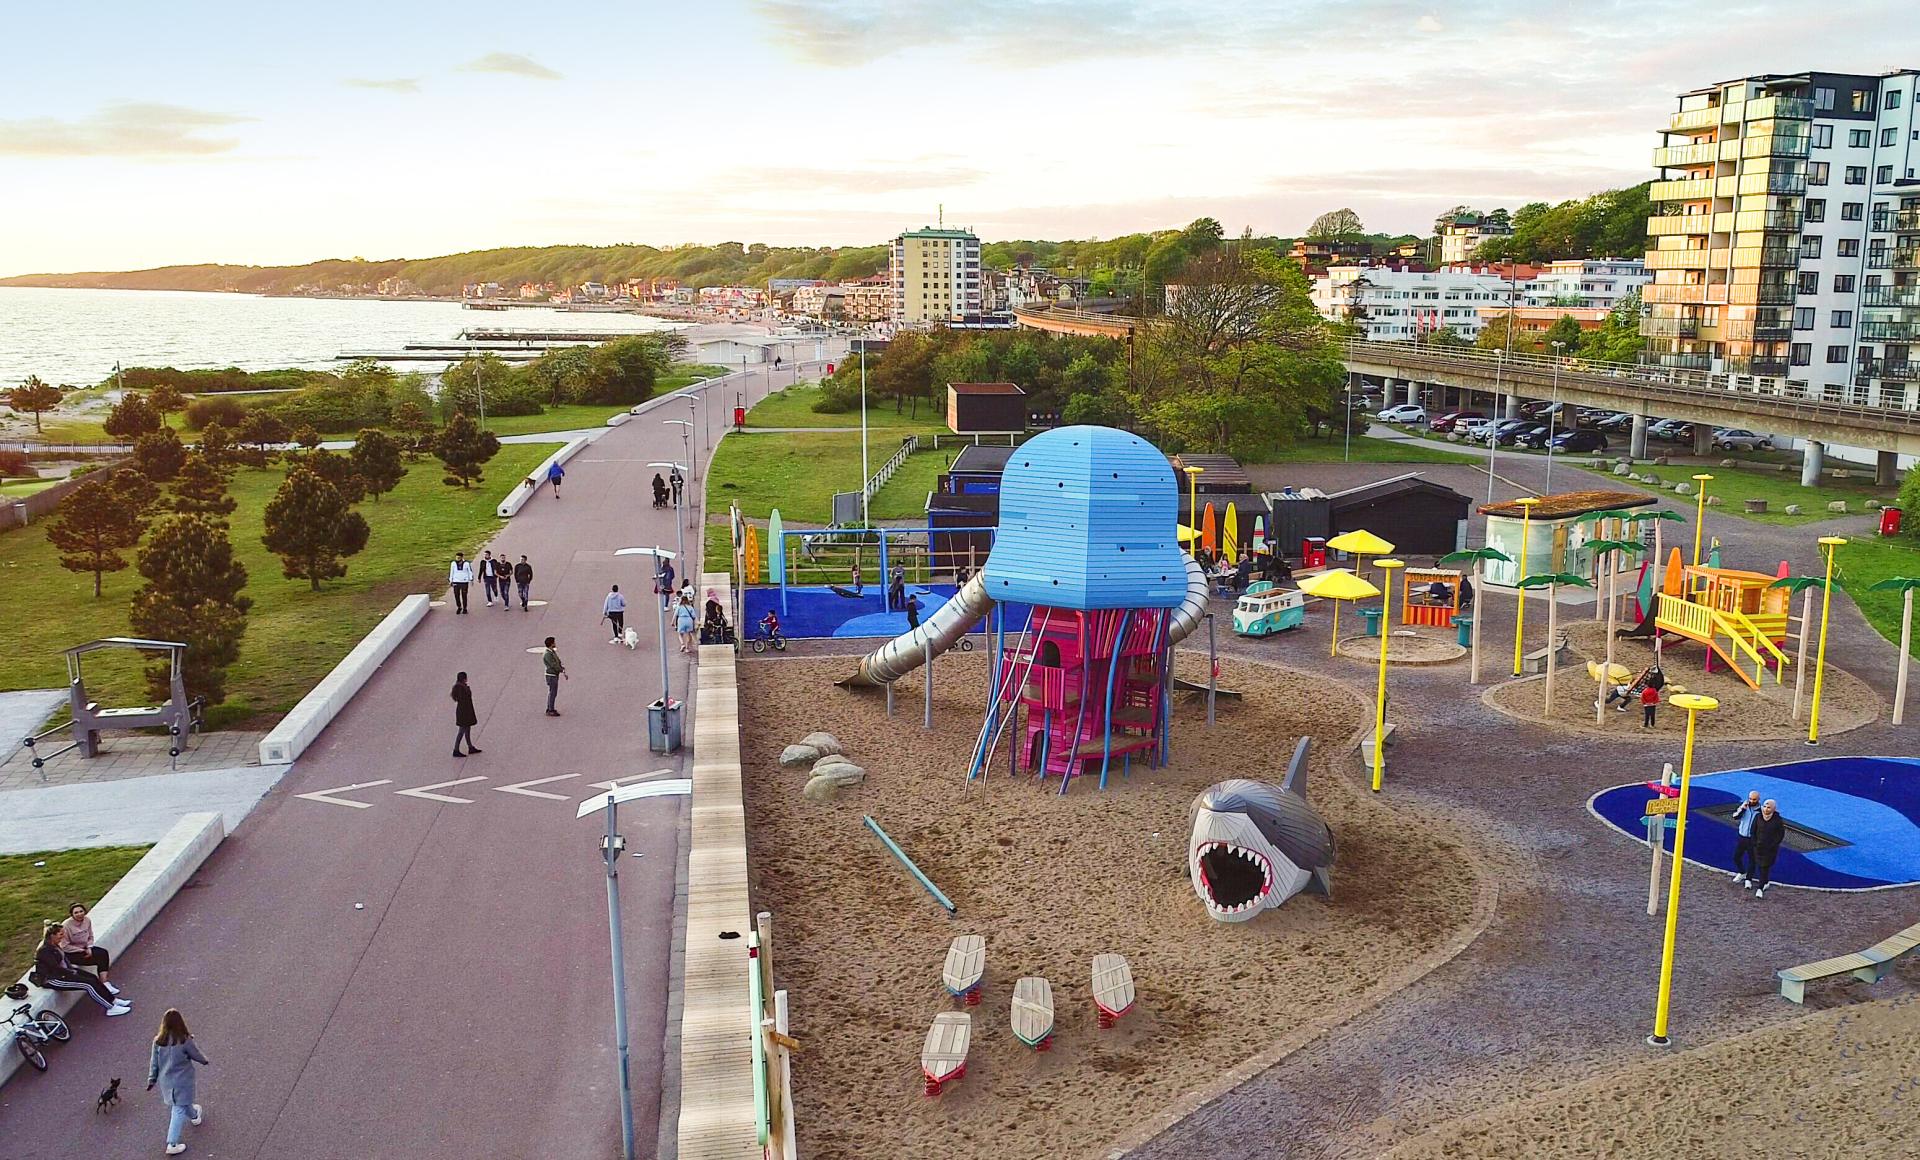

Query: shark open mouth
[1195,841,1274,916]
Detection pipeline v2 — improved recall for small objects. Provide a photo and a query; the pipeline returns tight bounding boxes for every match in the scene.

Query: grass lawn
[1252,433,1480,465]
[744,385,948,432]
[1,477,61,498]
[1616,462,1898,526]
[1,846,151,985]
[1834,536,1920,659]
[0,444,549,726]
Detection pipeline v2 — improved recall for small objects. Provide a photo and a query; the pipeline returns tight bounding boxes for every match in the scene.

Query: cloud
[1416,13,1443,32]
[459,52,563,80]
[346,77,421,94]
[0,102,250,158]
[707,165,986,196]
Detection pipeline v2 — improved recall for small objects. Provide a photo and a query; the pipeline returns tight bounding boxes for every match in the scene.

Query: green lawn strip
[1,846,151,986]
[474,404,628,438]
[1614,462,1898,526]
[745,385,947,432]
[1,478,62,497]
[1251,434,1480,465]
[1834,537,1920,659]
[0,445,549,725]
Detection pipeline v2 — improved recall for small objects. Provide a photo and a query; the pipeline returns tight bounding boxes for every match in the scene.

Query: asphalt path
[0,353,838,1159]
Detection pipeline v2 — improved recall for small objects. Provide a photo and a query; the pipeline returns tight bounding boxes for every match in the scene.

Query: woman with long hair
[148,1008,211,1155]
[33,924,128,1015]
[60,902,119,996]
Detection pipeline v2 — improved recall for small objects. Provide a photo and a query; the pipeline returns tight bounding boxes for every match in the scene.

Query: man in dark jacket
[492,555,513,613]
[1751,798,1787,900]
[451,671,481,756]
[1730,790,1762,887]
[514,555,534,610]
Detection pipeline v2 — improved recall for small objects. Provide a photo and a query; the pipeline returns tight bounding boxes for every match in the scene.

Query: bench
[1776,921,1920,1004]
[1522,636,1572,675]
[1357,722,1398,767]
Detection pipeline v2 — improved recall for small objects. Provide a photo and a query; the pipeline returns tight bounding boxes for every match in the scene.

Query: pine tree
[4,376,63,432]
[103,393,163,441]
[292,425,321,450]
[171,452,237,521]
[197,421,240,470]
[350,428,406,501]
[147,383,187,416]
[391,401,433,458]
[261,466,370,590]
[129,514,251,705]
[299,447,366,504]
[46,476,151,596]
[434,411,501,488]
[132,426,187,481]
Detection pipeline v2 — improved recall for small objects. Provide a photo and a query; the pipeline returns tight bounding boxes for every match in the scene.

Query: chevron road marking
[395,776,487,804]
[494,774,581,800]
[589,769,676,791]
[294,780,394,809]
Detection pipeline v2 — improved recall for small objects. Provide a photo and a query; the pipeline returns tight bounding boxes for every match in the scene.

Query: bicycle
[751,628,788,653]
[5,1001,72,1072]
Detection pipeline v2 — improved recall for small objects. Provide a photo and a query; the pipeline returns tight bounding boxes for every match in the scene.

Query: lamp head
[1670,693,1718,713]
[1691,473,1714,482]
[1818,535,1848,547]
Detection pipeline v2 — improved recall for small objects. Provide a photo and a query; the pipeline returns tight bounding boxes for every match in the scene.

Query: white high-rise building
[890,226,983,327]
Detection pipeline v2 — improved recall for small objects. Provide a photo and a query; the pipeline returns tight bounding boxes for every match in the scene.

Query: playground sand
[1484,620,1878,743]
[740,651,1488,1160]
[1380,989,1920,1158]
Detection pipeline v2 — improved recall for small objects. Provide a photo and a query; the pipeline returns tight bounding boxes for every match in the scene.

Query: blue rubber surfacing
[743,584,1035,640]
[1588,757,1920,891]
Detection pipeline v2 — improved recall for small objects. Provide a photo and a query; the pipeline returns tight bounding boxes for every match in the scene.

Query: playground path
[0,765,284,855]
[1124,453,1916,1159]
[0,357,835,1160]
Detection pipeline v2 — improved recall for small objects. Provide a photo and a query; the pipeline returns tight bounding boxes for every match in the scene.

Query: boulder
[1777,464,1793,473]
[1828,501,1849,514]
[779,744,821,769]
[800,731,843,756]
[1784,504,1803,515]
[1706,495,1724,506]
[1653,457,1671,466]
[812,754,864,777]
[1720,458,1737,467]
[1674,482,1692,495]
[803,762,867,801]
[1833,469,1852,480]
[1868,500,1884,511]
[1613,462,1633,476]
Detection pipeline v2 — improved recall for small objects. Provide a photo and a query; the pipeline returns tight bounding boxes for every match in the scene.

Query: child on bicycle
[759,610,782,640]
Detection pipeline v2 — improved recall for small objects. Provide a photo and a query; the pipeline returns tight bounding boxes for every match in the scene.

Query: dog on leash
[622,627,640,650]
[96,1077,121,1113]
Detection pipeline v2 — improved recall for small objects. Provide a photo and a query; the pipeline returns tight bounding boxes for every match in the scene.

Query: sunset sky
[2,0,1914,275]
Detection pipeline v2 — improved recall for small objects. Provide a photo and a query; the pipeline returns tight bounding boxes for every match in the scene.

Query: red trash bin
[733,405,746,430]
[1880,506,1903,537]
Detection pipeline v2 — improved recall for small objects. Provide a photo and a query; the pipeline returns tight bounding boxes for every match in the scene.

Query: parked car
[1499,423,1551,448]
[1489,418,1532,440]
[1579,408,1622,428]
[1376,404,1428,424]
[1429,410,1487,433]
[1647,419,1689,442]
[1550,429,1611,453]
[1712,428,1774,451]
[1596,412,1637,432]
[1456,417,1497,441]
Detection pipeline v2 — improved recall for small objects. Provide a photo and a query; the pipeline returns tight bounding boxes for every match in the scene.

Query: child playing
[1640,682,1660,729]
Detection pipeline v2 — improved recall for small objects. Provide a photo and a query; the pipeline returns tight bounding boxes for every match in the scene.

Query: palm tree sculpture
[1575,509,1639,621]
[1516,571,1593,717]
[1438,546,1512,686]
[1769,575,1828,722]
[1584,537,1647,722]
[1868,576,1920,726]
[1625,509,1686,659]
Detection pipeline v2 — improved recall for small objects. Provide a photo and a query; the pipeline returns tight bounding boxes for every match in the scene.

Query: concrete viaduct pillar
[1801,439,1825,487]
[1878,450,1899,488]
[1691,424,1714,457]
[1503,394,1520,419]
[1629,413,1649,460]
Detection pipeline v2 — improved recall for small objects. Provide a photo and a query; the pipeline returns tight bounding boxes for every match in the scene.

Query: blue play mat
[742,584,1035,641]
[1588,757,1920,891]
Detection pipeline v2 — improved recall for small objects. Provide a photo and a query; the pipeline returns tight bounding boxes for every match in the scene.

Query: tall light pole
[1647,691,1719,1047]
[664,419,695,530]
[649,461,689,568]
[1545,341,1565,492]
[614,546,679,732]
[685,392,708,454]
[1183,466,1204,556]
[1372,559,1403,793]
[1690,473,1714,566]
[1511,496,1541,676]
[859,342,871,526]
[1485,350,1504,505]
[1807,535,1848,745]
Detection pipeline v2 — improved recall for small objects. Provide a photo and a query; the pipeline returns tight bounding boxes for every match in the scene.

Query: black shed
[946,382,1028,433]
[1325,473,1471,556]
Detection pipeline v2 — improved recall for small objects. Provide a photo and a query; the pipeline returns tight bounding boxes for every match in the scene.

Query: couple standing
[1730,792,1787,900]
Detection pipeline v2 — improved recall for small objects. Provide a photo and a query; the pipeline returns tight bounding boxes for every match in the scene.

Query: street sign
[1644,781,1680,798]
[1644,797,1682,815]
[1640,816,1679,830]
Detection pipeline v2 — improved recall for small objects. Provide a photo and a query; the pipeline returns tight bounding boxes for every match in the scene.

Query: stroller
[651,474,670,509]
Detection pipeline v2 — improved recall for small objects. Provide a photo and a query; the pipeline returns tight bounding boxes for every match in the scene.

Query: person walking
[451,672,481,756]
[479,550,500,607]
[448,553,474,614]
[514,555,534,611]
[546,460,565,497]
[147,1009,210,1156]
[34,925,130,1015]
[656,559,676,610]
[1731,790,1762,887]
[888,565,906,613]
[542,637,567,716]
[60,903,119,996]
[675,595,698,654]
[669,467,683,507]
[604,585,627,644]
[850,561,863,595]
[1751,799,1787,899]
[492,554,513,613]
[905,591,922,630]
[1640,682,1660,729]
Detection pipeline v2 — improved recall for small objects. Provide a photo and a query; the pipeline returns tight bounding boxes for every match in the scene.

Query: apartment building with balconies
[889,226,984,327]
[1643,69,1919,411]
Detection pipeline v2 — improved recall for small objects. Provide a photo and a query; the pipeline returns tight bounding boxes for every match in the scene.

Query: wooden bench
[1777,921,1920,1004]
[1356,722,1398,768]
[1522,636,1572,674]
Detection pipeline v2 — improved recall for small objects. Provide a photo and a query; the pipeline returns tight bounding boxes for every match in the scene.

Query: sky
[2,0,1917,276]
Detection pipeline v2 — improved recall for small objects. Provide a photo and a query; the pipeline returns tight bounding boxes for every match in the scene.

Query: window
[1794,306,1816,330]
[1800,236,1823,259]
[1808,162,1830,185]
[1835,274,1856,293]
[1884,127,1901,147]
[1891,91,1905,110]
[1846,166,1868,185]
[1814,87,1835,110]
[1798,272,1821,294]
[1839,239,1861,258]
[1850,129,1872,148]
[1791,343,1813,365]
[1806,198,1827,221]
[1842,202,1864,221]
[1828,345,1850,364]
[1852,89,1876,113]
[1878,165,1895,185]
[1832,310,1854,327]
[1811,124,1833,148]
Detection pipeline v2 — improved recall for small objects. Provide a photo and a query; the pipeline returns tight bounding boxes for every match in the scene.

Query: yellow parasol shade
[1298,568,1383,601]
[1327,529,1396,556]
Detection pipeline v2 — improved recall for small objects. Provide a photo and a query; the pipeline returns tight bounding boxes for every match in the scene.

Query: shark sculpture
[1189,737,1336,922]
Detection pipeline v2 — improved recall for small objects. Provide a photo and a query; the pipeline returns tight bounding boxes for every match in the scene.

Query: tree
[291,425,321,450]
[103,393,163,441]
[350,428,406,501]
[46,475,151,596]
[111,467,161,518]
[238,409,289,451]
[1579,290,1646,363]
[298,447,367,504]
[197,421,240,470]
[391,400,434,457]
[261,466,370,590]
[1306,208,1365,240]
[170,452,237,521]
[1180,217,1225,253]
[132,426,188,482]
[129,514,251,705]
[579,336,663,405]
[147,383,187,416]
[5,376,63,432]
[526,344,595,405]
[1544,314,1585,353]
[435,411,501,488]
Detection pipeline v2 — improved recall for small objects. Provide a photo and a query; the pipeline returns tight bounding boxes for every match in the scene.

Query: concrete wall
[2,463,126,534]
[258,594,431,765]
[496,435,592,518]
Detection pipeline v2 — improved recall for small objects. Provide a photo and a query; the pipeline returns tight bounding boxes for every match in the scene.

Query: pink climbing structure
[994,607,1172,791]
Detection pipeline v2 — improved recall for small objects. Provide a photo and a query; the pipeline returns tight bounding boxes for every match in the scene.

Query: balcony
[1862,285,1920,308]
[1858,359,1920,382]
[1872,210,1920,233]
[1895,248,1920,270]
[1734,170,1806,197]
[1668,105,1723,132]
[1641,316,1702,338]
[1644,247,1713,270]
[1730,246,1800,268]
[1652,142,1719,168]
[1744,358,1791,376]
[1734,209,1802,232]
[1645,282,1710,304]
[1654,352,1715,370]
[1753,323,1794,341]
[1746,95,1813,121]
[1647,214,1714,237]
[1650,177,1716,202]
[1741,132,1810,159]
[1861,320,1920,342]
[1756,284,1799,305]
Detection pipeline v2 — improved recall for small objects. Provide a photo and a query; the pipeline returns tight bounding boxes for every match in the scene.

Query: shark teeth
[1195,841,1275,914]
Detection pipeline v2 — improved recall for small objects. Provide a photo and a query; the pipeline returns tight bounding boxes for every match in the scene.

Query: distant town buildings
[891,225,983,327]
[1312,260,1647,341]
[1438,212,1514,264]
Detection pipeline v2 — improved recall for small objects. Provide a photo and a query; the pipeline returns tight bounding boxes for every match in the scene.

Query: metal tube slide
[841,556,1212,688]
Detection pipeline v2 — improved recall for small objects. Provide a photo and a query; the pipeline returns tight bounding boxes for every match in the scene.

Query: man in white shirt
[448,553,475,614]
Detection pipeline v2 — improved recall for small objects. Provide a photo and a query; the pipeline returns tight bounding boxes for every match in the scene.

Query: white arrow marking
[395,776,487,804]
[494,774,580,800]
[295,780,393,809]
[590,769,676,791]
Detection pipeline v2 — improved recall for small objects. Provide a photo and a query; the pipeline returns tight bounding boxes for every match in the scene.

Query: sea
[0,287,688,388]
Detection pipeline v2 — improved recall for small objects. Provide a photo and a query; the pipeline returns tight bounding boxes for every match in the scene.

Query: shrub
[184,396,249,430]
[0,449,32,477]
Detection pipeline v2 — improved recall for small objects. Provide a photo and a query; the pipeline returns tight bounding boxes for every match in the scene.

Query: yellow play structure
[1648,548,1793,689]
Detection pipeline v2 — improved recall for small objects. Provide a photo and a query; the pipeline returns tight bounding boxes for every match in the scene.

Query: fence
[863,434,920,501]
[3,463,126,534]
[929,431,1026,450]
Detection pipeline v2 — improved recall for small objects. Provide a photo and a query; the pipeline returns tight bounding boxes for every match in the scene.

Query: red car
[1429,410,1487,433]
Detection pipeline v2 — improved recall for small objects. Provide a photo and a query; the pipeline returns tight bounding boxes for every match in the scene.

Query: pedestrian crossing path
[294,768,677,810]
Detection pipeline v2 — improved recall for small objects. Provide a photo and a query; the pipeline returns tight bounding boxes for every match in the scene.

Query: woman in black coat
[452,672,481,757]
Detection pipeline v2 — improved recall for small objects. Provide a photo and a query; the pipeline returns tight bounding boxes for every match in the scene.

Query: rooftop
[1479,491,1656,520]
[948,382,1026,395]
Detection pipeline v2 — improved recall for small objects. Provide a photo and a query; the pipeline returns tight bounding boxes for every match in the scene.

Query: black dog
[95,1077,121,1113]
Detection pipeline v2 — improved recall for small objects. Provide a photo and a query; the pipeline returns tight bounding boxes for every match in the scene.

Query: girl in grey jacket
[147,1009,210,1155]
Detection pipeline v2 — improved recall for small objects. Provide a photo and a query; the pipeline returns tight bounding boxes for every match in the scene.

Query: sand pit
[1483,621,1878,742]
[1382,991,1920,1159]
[740,651,1489,1160]
[1335,628,1466,665]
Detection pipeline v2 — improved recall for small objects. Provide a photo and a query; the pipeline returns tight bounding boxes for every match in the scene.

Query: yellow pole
[1184,466,1203,558]
[1330,599,1340,658]
[1648,692,1718,1046]
[1690,473,1713,567]
[1373,560,1402,792]
[1512,498,1540,676]
[1807,536,1847,745]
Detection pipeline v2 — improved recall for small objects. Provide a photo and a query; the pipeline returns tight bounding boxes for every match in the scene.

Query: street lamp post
[1690,473,1714,566]
[649,461,689,567]
[664,420,695,529]
[1808,535,1848,745]
[859,344,871,526]
[1372,559,1403,793]
[1511,496,1541,676]
[613,546,679,727]
[1545,341,1565,492]
[1647,691,1720,1047]
[1183,466,1204,556]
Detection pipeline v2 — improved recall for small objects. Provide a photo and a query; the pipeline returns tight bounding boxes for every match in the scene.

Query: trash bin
[1455,615,1473,647]
[1881,507,1904,537]
[1357,608,1384,638]
[648,697,682,754]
